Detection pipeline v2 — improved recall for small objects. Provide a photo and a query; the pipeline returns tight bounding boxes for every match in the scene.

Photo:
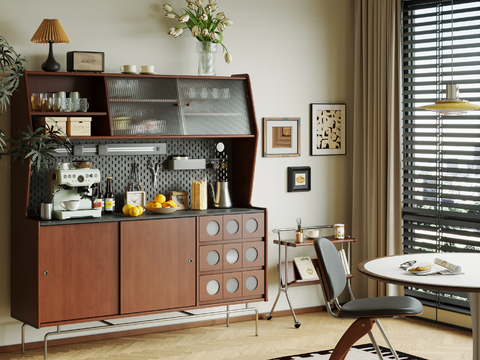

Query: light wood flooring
[0,311,473,360]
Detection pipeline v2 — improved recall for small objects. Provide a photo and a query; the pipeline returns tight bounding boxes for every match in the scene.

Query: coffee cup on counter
[60,200,80,211]
[120,65,137,74]
[139,65,154,74]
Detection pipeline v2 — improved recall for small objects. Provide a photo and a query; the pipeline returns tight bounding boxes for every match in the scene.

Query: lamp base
[42,41,60,72]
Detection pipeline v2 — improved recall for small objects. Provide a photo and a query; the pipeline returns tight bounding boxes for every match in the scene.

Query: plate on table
[406,265,433,275]
[145,207,177,214]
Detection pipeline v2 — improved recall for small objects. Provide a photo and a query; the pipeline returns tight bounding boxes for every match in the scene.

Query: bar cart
[266,225,357,328]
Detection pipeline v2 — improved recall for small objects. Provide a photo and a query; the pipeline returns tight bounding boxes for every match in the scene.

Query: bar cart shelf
[267,226,357,328]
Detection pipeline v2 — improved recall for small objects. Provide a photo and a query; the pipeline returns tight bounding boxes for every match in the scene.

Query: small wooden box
[67,117,92,136]
[33,117,68,136]
[67,52,105,73]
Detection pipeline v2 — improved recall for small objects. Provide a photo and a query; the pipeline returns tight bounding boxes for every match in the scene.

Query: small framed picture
[170,191,189,210]
[311,103,346,155]
[287,166,311,192]
[263,117,301,157]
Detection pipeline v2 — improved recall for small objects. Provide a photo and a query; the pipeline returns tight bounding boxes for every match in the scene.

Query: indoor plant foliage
[164,0,233,64]
[0,36,27,152]
[8,121,73,177]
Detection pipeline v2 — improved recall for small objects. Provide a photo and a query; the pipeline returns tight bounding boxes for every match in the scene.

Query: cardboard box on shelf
[33,117,68,136]
[67,117,92,136]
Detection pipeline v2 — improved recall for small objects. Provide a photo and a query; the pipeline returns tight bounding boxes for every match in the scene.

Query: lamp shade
[31,19,71,44]
[417,84,480,116]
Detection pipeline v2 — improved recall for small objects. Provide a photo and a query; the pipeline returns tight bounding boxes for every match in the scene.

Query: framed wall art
[287,166,311,192]
[263,117,300,157]
[170,191,189,210]
[310,103,346,155]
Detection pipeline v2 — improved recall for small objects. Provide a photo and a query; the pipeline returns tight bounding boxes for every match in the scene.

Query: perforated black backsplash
[28,138,231,215]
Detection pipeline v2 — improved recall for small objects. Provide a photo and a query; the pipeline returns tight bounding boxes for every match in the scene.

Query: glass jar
[197,42,217,76]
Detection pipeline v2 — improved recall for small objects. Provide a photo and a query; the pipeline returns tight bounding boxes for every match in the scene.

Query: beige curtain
[351,0,403,299]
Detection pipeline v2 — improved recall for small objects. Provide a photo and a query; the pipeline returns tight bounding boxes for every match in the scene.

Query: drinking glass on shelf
[42,97,53,112]
[60,98,72,112]
[77,98,89,112]
[30,93,43,111]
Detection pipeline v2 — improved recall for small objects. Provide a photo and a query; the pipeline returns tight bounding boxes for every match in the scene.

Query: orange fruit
[154,194,166,204]
[165,200,177,207]
[162,202,171,208]
[129,206,141,217]
[153,201,162,208]
[123,204,134,215]
[146,201,155,208]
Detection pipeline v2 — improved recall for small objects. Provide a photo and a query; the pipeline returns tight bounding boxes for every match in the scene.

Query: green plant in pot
[8,121,73,177]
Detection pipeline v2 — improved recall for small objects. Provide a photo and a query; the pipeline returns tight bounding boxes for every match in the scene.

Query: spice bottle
[104,177,115,214]
[93,179,104,212]
[295,217,304,244]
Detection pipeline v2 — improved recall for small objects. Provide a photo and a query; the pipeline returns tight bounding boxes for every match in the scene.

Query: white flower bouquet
[164,0,233,63]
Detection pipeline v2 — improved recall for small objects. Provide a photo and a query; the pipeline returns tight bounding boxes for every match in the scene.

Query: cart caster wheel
[266,314,272,320]
[294,322,301,328]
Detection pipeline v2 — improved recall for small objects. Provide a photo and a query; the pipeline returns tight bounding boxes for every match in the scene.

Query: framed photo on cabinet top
[311,103,346,155]
[170,191,189,210]
[263,117,301,157]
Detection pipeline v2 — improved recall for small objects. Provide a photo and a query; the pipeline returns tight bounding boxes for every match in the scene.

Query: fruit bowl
[145,207,177,214]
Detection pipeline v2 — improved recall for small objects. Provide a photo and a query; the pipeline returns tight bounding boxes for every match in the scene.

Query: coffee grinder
[47,168,102,220]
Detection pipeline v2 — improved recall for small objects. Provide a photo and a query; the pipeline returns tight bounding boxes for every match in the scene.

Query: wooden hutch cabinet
[10,71,267,340]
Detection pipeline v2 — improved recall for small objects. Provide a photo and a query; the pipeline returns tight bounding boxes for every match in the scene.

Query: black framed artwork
[287,166,311,192]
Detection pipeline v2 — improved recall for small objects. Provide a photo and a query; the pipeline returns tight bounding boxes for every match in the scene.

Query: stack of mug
[31,91,89,113]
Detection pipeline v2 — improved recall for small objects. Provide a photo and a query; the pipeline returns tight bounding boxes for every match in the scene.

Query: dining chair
[313,237,424,360]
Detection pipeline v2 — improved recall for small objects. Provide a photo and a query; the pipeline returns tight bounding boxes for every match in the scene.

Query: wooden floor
[0,311,473,360]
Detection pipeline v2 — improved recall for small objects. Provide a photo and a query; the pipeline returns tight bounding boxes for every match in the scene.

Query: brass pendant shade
[31,19,71,72]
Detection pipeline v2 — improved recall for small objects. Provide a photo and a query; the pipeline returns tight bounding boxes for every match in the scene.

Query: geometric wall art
[310,103,346,155]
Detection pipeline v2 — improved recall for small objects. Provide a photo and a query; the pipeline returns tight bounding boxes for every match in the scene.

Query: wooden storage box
[33,117,67,136]
[67,117,92,136]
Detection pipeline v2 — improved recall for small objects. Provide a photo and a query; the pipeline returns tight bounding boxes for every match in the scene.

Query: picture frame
[263,117,300,157]
[287,166,311,192]
[310,103,346,155]
[170,191,189,210]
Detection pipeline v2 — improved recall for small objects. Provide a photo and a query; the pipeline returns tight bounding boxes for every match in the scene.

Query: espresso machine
[47,168,102,220]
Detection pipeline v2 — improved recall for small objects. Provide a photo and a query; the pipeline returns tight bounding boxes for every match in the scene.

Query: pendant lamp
[417,0,480,115]
[31,19,71,72]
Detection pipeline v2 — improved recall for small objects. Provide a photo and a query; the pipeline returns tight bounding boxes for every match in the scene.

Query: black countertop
[36,207,265,226]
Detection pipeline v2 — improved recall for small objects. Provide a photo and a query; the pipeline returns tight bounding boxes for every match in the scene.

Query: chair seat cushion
[338,296,423,317]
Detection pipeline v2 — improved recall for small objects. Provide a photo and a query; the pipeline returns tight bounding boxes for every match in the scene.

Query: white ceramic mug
[120,65,137,73]
[306,229,320,238]
[139,65,154,74]
[60,200,80,211]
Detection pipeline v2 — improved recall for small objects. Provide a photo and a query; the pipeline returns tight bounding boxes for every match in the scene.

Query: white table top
[358,253,480,293]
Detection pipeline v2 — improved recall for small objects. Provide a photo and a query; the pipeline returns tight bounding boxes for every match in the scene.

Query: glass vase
[197,42,217,76]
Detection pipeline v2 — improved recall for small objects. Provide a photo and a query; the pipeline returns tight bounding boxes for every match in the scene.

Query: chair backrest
[314,237,347,302]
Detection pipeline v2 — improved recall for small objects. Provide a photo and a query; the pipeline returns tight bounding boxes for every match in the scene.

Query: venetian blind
[402,0,480,313]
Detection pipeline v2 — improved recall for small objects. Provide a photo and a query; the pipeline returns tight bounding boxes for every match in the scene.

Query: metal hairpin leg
[24,306,259,360]
[375,319,400,360]
[21,323,26,354]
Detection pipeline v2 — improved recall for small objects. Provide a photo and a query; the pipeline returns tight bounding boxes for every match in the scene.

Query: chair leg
[375,320,400,360]
[367,331,385,360]
[330,318,374,360]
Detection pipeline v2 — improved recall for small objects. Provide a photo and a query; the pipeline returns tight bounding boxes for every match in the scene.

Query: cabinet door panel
[199,244,223,272]
[199,216,223,242]
[199,274,223,302]
[242,241,265,268]
[242,213,265,239]
[223,272,243,299]
[223,243,243,270]
[223,214,243,240]
[242,270,265,297]
[39,223,119,324]
[121,218,196,314]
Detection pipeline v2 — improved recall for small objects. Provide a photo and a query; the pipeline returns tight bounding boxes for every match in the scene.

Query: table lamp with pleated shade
[31,19,71,72]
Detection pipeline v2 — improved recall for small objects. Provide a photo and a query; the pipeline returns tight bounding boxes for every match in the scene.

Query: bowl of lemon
[145,194,178,214]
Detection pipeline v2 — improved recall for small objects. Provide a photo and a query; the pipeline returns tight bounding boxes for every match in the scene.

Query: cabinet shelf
[279,259,353,287]
[31,112,107,117]
[109,99,179,103]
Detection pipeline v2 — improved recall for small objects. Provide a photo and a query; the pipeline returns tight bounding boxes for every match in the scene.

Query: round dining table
[358,252,480,360]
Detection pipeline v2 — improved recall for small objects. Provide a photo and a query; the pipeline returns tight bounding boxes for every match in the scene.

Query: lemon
[146,201,155,208]
[136,205,144,215]
[129,206,141,217]
[154,194,166,204]
[165,200,177,207]
[123,204,134,215]
[153,201,162,208]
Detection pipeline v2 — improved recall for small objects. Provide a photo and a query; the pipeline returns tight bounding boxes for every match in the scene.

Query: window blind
[402,0,480,314]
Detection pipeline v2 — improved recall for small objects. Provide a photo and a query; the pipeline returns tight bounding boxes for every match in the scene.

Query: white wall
[0,0,355,347]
